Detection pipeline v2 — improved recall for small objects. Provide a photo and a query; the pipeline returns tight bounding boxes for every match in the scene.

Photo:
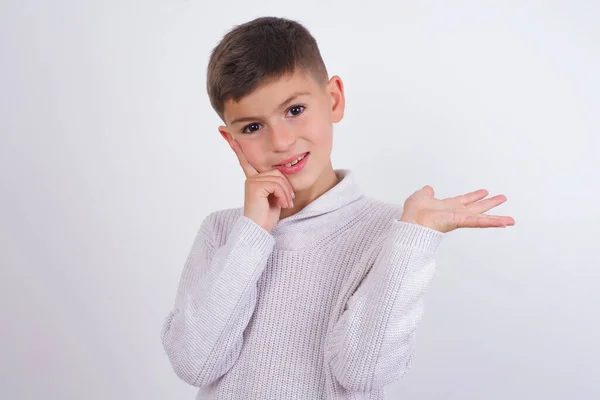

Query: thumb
[421,185,435,197]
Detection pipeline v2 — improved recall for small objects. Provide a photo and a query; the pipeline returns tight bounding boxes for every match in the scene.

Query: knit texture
[161,169,445,399]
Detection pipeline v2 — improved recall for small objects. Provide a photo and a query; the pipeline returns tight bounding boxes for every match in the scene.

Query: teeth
[283,153,306,167]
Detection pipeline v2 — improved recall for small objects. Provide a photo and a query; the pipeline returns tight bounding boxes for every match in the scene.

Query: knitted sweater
[161,169,446,399]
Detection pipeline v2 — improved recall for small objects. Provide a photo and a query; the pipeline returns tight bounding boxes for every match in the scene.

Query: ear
[218,125,233,146]
[327,75,345,123]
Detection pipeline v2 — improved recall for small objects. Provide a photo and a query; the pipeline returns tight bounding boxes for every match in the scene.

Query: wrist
[399,213,420,225]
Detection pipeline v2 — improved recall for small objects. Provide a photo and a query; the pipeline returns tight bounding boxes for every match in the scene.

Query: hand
[230,140,295,232]
[399,185,515,233]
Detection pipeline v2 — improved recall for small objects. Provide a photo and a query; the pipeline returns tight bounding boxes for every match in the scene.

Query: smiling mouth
[275,152,309,167]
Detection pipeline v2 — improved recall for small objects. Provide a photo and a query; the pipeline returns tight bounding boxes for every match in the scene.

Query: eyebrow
[229,91,311,126]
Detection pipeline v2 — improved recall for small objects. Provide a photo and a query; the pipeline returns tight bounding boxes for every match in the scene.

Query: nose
[269,123,296,152]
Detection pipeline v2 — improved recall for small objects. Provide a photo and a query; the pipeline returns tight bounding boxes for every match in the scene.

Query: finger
[459,214,515,228]
[257,169,295,199]
[450,189,489,206]
[253,179,293,208]
[273,170,295,199]
[421,185,435,197]
[466,194,507,214]
[230,140,258,177]
[253,176,293,208]
[267,181,291,208]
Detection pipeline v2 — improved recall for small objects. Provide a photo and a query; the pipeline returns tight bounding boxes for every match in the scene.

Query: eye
[240,105,306,134]
[241,122,261,134]
[287,104,306,117]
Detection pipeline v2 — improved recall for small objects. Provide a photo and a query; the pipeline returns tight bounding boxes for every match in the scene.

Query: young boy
[161,16,515,399]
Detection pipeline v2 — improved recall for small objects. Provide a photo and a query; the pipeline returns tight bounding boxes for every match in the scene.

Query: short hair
[207,16,329,122]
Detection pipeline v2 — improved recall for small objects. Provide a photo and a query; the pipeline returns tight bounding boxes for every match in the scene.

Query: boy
[161,16,515,399]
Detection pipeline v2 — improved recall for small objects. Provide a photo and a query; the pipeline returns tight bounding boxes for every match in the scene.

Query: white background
[1,1,599,399]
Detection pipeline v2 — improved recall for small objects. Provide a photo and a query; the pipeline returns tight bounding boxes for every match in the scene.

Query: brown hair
[207,16,329,122]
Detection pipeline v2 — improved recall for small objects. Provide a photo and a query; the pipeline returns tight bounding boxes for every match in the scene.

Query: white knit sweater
[161,169,446,399]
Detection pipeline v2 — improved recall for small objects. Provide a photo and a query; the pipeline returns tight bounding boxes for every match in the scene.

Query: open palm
[399,185,516,233]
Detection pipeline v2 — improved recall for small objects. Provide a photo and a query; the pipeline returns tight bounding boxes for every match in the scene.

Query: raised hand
[230,140,295,232]
[399,185,515,233]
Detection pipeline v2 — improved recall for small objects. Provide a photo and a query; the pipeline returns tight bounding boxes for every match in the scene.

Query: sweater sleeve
[161,213,275,387]
[324,219,445,392]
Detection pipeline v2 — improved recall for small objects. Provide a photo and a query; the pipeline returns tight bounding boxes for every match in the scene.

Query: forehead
[223,70,323,124]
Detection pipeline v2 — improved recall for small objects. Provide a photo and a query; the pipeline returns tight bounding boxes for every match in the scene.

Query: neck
[279,165,339,220]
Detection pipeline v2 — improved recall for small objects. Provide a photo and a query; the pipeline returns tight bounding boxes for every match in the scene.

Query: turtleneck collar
[271,169,364,233]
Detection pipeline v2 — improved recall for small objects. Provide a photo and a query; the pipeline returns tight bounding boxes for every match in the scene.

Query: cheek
[307,120,333,148]
[241,143,269,168]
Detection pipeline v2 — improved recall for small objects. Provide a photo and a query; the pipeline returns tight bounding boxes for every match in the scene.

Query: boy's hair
[207,16,329,121]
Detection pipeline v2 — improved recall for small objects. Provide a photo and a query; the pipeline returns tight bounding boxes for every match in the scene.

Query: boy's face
[218,69,345,192]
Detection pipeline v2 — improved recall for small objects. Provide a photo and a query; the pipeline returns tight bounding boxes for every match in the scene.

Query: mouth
[273,152,310,175]
[274,152,309,167]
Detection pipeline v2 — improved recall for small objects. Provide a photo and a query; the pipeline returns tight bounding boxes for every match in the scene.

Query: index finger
[230,140,258,177]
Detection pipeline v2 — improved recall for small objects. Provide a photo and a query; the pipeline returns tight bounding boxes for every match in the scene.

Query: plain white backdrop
[1,1,599,399]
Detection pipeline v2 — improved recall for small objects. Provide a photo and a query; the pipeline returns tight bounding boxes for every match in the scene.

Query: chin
[292,167,322,191]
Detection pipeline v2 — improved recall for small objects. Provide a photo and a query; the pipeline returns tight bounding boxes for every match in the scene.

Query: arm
[324,219,445,392]
[161,213,275,387]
